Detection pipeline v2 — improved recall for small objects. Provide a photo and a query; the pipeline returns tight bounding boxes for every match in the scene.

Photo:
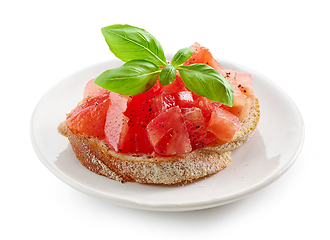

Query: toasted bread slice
[58,99,260,185]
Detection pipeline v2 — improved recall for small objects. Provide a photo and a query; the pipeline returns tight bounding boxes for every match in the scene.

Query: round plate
[31,59,304,211]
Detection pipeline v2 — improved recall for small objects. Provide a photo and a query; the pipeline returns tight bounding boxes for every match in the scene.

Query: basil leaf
[177,64,234,106]
[101,24,167,67]
[159,64,176,86]
[171,47,194,67]
[94,60,161,95]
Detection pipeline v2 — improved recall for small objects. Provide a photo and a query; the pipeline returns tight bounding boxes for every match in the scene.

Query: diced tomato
[104,92,131,152]
[222,92,248,121]
[83,78,102,98]
[176,91,194,108]
[147,95,163,118]
[68,92,109,119]
[238,95,254,121]
[149,92,175,118]
[74,43,256,156]
[236,72,254,98]
[161,93,177,109]
[123,83,164,153]
[223,71,253,120]
[146,106,192,155]
[67,93,110,139]
[192,96,222,122]
[149,90,194,117]
[207,108,240,142]
[182,107,217,149]
[152,79,163,92]
[224,69,254,98]
[163,75,188,93]
[90,88,111,98]
[184,42,226,77]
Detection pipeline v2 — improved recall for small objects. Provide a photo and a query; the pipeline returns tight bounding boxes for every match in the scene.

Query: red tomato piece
[67,93,110,139]
[192,96,222,122]
[146,106,192,155]
[184,42,226,77]
[224,69,254,98]
[68,92,109,119]
[206,108,240,142]
[77,43,257,156]
[149,92,175,118]
[223,71,252,120]
[83,78,102,98]
[123,82,164,153]
[163,75,188,93]
[182,107,217,149]
[104,92,131,152]
[176,91,194,108]
[149,90,194,117]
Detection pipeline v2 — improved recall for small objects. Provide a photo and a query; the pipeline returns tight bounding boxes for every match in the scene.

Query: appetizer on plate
[58,24,260,184]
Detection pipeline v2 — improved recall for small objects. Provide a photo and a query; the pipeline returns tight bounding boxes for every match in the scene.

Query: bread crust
[58,99,260,185]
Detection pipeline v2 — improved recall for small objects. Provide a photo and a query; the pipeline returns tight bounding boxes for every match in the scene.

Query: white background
[1,0,329,239]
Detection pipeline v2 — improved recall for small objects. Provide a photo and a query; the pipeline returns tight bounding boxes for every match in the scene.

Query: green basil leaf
[159,64,176,86]
[177,64,234,106]
[101,24,167,67]
[94,60,161,95]
[170,47,194,67]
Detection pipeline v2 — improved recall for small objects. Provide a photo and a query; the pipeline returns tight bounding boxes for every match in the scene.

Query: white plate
[31,59,304,211]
